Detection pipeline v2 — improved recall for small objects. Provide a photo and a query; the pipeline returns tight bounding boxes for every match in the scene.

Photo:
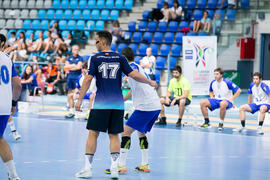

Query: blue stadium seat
[124,0,133,10]
[73,10,82,19]
[171,44,181,57]
[32,20,40,29]
[82,10,91,19]
[164,32,174,43]
[160,44,170,56]
[143,32,153,43]
[101,10,109,20]
[134,56,141,64]
[153,32,163,43]
[70,0,78,9]
[186,0,196,8]
[138,21,147,31]
[77,20,85,30]
[148,21,157,32]
[156,57,166,69]
[193,10,203,20]
[175,32,184,43]
[38,10,46,19]
[49,20,56,27]
[142,11,150,21]
[88,0,96,9]
[62,30,70,38]
[208,0,217,8]
[97,0,105,9]
[168,21,178,32]
[155,70,161,83]
[226,9,236,21]
[129,43,138,55]
[123,31,132,40]
[179,21,189,31]
[91,10,100,20]
[128,21,136,31]
[150,44,159,56]
[43,31,49,39]
[198,32,208,36]
[55,10,63,19]
[59,20,67,30]
[111,43,117,51]
[197,0,207,8]
[110,10,119,20]
[106,0,114,9]
[168,0,174,7]
[61,0,69,8]
[86,20,95,30]
[46,10,55,19]
[178,0,186,7]
[241,0,250,8]
[187,32,196,36]
[79,0,87,8]
[158,21,167,32]
[52,0,61,8]
[138,44,148,56]
[34,30,42,39]
[64,10,73,19]
[189,21,194,30]
[157,0,164,9]
[96,20,104,30]
[117,43,127,53]
[216,9,225,20]
[133,32,142,43]
[207,10,214,19]
[218,0,227,8]
[168,57,177,68]
[25,30,34,39]
[68,20,76,30]
[40,20,49,30]
[115,0,123,9]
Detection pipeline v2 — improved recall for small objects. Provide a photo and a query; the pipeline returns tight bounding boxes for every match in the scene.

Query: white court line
[23,162,33,164]
[41,160,50,163]
[57,160,67,162]
[228,156,238,158]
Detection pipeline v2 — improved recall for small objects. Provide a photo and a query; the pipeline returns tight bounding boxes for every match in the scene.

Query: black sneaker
[218,123,224,131]
[124,113,129,120]
[176,119,182,127]
[200,122,210,128]
[155,117,167,125]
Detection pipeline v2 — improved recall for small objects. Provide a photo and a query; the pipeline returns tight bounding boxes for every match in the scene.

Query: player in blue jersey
[64,45,83,118]
[0,34,22,180]
[200,68,241,130]
[75,31,157,179]
[234,72,270,134]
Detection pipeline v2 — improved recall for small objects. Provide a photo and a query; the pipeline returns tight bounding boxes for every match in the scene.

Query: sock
[204,118,209,124]
[219,120,224,124]
[8,120,16,132]
[141,149,149,165]
[5,160,18,178]
[85,154,94,169]
[241,120,245,127]
[119,148,129,167]
[111,152,120,169]
[259,121,264,126]
[177,118,182,123]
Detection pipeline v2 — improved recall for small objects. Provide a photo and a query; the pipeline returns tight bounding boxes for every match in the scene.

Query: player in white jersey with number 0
[234,72,270,134]
[0,34,22,180]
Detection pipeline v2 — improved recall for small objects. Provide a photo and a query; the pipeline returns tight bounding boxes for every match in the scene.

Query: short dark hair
[172,65,182,74]
[214,67,224,76]
[10,32,16,36]
[0,34,7,48]
[121,47,134,62]
[253,72,262,79]
[96,30,112,46]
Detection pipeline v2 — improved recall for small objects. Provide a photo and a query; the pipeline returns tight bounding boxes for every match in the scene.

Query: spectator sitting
[169,0,182,22]
[53,33,67,56]
[220,0,238,9]
[160,2,170,22]
[44,61,60,94]
[109,20,123,44]
[5,32,18,53]
[49,22,59,39]
[212,13,222,35]
[140,47,156,80]
[42,31,54,54]
[64,33,73,52]
[26,33,38,52]
[193,11,211,33]
[10,32,28,62]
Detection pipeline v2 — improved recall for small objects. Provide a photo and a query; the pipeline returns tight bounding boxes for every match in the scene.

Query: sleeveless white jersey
[128,62,161,111]
[0,52,13,115]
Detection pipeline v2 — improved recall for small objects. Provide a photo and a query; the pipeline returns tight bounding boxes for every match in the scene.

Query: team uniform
[87,51,133,134]
[75,74,97,100]
[247,82,270,114]
[208,78,239,111]
[66,55,83,90]
[0,52,18,137]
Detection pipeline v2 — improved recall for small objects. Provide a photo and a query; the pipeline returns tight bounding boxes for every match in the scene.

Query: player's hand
[228,98,234,103]
[149,80,158,88]
[170,99,176,106]
[11,106,16,115]
[75,99,82,112]
[165,97,171,104]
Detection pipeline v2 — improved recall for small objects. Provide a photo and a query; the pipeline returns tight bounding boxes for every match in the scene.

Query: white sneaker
[257,127,264,135]
[9,175,20,180]
[12,131,21,141]
[110,166,119,179]
[233,126,246,132]
[75,168,92,178]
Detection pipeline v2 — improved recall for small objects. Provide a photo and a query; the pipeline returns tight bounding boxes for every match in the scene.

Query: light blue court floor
[1,94,270,180]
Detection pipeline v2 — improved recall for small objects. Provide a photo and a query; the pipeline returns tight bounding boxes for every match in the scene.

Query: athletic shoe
[110,166,119,179]
[257,126,264,135]
[155,117,167,125]
[135,164,150,172]
[124,113,129,120]
[233,126,246,132]
[9,177,20,180]
[75,168,92,178]
[104,166,127,174]
[12,131,21,141]
[175,119,182,127]
[65,113,75,119]
[218,123,224,131]
[200,123,211,128]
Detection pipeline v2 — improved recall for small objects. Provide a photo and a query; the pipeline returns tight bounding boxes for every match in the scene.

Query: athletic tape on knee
[121,136,131,149]
[139,136,148,149]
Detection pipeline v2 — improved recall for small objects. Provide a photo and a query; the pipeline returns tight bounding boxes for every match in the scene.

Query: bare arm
[124,89,132,101]
[209,91,214,98]
[69,61,83,71]
[248,94,252,104]
[12,76,22,101]
[230,88,242,102]
[78,75,93,101]
[128,70,157,88]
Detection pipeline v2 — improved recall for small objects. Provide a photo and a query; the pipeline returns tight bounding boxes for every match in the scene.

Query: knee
[260,107,267,113]
[220,101,228,109]
[239,105,245,112]
[179,99,186,106]
[160,98,165,104]
[200,100,207,107]
[89,130,99,138]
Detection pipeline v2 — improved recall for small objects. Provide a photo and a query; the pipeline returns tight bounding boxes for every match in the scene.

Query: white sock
[5,160,18,178]
[219,120,224,124]
[84,154,93,169]
[119,148,129,167]
[8,120,16,132]
[69,108,75,114]
[110,153,120,169]
[141,149,149,165]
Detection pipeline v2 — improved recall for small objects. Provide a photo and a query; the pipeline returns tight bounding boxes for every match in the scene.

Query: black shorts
[164,97,191,107]
[87,109,124,134]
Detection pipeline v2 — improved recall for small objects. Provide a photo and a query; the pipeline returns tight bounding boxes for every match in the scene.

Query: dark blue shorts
[67,78,77,90]
[126,110,161,133]
[248,103,270,114]
[208,98,233,111]
[0,115,9,137]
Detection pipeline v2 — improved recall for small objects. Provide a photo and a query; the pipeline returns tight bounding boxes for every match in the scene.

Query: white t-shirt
[248,82,270,105]
[140,55,156,74]
[228,0,235,5]
[170,6,182,15]
[209,78,239,100]
[0,52,13,115]
[128,62,161,111]
[77,74,97,93]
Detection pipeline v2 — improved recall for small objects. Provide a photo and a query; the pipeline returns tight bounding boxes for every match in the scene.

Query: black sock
[259,121,264,126]
[241,120,245,127]
[204,118,209,124]
[177,118,182,123]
